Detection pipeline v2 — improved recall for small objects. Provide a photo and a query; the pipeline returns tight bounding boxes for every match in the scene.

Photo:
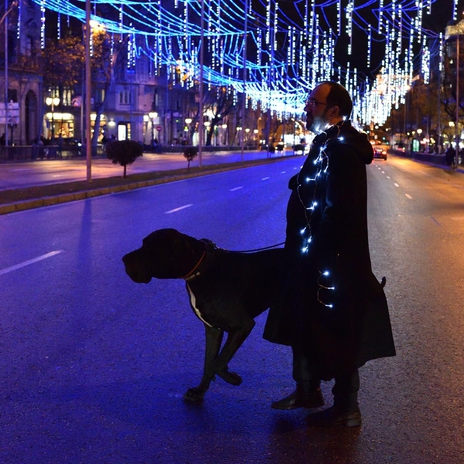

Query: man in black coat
[263,81,396,427]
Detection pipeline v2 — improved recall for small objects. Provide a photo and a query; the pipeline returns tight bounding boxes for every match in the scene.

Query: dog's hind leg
[213,320,255,386]
[183,325,224,402]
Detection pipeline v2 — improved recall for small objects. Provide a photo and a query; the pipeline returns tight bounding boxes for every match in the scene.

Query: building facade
[0,0,271,153]
[0,0,43,145]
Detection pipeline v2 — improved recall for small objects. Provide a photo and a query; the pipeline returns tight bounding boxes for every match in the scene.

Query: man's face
[304,84,332,133]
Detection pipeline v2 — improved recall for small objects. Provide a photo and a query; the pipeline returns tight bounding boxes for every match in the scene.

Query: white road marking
[416,169,436,179]
[281,171,286,174]
[387,176,391,179]
[262,177,270,180]
[0,250,63,276]
[230,186,243,191]
[394,183,400,187]
[165,204,193,214]
[405,194,413,199]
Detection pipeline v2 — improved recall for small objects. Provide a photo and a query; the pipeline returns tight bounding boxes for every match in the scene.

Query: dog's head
[122,228,204,283]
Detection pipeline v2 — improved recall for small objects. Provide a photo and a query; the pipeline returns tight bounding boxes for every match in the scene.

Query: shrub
[106,140,143,178]
[183,146,198,169]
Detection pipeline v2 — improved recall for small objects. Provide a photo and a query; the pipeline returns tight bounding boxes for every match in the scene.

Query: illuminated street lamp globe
[45,97,60,107]
[45,97,60,139]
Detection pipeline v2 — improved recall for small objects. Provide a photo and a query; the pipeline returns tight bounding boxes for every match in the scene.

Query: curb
[0,175,186,215]
[0,157,289,215]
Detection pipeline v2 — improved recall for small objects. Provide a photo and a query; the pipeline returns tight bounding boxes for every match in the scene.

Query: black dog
[122,228,286,401]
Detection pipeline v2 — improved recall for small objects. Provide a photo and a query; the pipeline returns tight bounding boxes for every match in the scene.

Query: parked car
[373,146,388,160]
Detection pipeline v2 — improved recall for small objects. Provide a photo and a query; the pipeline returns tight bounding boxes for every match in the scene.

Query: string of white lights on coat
[295,122,347,309]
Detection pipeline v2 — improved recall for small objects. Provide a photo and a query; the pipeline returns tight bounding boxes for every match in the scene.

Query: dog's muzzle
[122,253,152,284]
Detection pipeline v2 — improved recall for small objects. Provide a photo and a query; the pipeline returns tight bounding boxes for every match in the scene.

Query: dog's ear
[135,229,205,279]
[173,232,200,254]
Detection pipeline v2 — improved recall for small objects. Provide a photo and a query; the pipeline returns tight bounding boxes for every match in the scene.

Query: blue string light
[31,0,461,125]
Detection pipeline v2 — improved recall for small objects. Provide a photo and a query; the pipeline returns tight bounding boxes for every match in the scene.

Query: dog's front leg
[213,320,255,386]
[183,325,223,402]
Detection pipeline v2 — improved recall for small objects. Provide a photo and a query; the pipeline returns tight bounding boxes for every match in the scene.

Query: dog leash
[183,240,285,281]
[232,241,285,253]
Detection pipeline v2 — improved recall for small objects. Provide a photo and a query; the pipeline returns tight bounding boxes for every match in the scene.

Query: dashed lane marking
[394,183,400,187]
[0,250,63,276]
[261,177,270,180]
[405,194,413,199]
[230,186,243,191]
[165,204,193,214]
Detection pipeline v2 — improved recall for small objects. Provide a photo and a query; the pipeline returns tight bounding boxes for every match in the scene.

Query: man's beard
[306,112,329,134]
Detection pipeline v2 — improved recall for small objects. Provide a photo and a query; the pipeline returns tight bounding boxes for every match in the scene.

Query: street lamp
[185,118,192,145]
[448,121,455,148]
[245,128,250,147]
[237,126,242,145]
[222,123,228,146]
[417,128,423,152]
[46,96,60,140]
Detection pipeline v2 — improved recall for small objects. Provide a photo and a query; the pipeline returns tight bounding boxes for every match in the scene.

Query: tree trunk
[206,127,213,146]
[92,107,104,155]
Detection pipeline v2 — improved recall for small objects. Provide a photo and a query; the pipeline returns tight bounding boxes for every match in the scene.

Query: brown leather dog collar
[183,239,216,281]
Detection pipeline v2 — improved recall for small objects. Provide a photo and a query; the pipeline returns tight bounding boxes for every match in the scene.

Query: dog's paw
[216,369,242,386]
[183,387,206,402]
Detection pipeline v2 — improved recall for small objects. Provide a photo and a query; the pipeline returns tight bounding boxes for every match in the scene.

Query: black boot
[306,405,361,427]
[307,370,361,426]
[271,383,324,410]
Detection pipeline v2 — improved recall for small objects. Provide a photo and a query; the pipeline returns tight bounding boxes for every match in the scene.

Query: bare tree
[201,86,235,146]
[89,29,128,151]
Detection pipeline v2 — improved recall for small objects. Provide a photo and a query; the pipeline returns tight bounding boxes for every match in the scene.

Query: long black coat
[264,121,396,380]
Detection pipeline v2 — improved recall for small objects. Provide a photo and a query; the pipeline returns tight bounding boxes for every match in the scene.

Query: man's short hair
[320,81,353,118]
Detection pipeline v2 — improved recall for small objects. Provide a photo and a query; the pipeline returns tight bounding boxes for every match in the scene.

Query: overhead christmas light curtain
[33,0,459,126]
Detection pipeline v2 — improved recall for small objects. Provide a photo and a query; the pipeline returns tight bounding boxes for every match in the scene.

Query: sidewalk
[0,149,293,215]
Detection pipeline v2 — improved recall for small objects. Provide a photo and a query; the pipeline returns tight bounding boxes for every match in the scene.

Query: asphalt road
[1,155,463,463]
